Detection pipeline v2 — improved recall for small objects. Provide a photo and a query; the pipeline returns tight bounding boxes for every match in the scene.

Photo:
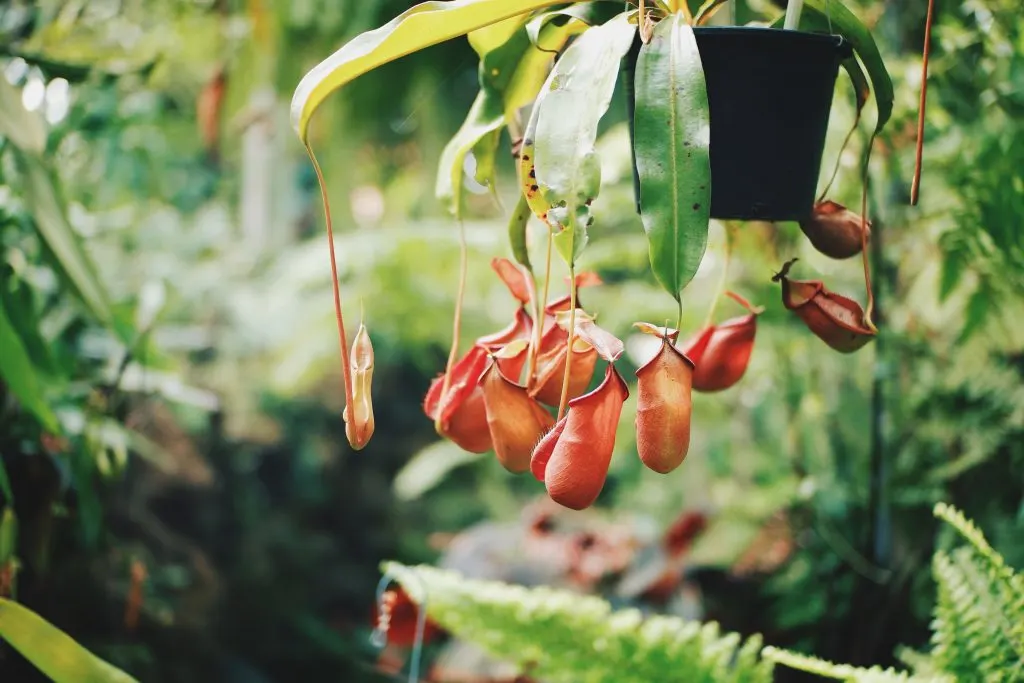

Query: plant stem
[860,138,877,330]
[783,0,804,29]
[305,143,355,425]
[675,297,684,335]
[702,222,733,328]
[910,0,935,206]
[436,218,469,433]
[526,233,554,391]
[556,266,577,422]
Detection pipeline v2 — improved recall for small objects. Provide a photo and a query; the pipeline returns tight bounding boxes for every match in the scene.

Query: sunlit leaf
[290,0,570,141]
[634,13,712,300]
[0,78,47,154]
[0,298,60,433]
[15,152,116,331]
[468,14,530,56]
[532,11,636,265]
[0,598,140,683]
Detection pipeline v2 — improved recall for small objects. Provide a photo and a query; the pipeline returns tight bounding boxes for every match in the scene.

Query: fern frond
[382,562,773,683]
[762,646,952,683]
[933,502,1024,669]
[933,503,1021,593]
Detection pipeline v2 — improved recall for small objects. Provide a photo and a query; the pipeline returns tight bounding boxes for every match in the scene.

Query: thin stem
[910,0,935,206]
[783,0,804,30]
[817,119,860,203]
[675,297,683,334]
[305,143,355,423]
[436,218,470,433]
[860,137,877,330]
[526,232,554,390]
[556,267,577,422]
[703,223,733,328]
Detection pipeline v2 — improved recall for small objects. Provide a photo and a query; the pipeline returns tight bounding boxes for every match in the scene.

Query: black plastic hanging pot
[624,27,853,222]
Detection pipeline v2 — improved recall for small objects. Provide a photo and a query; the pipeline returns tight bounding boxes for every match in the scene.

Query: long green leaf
[290,0,570,141]
[779,1,894,134]
[0,598,140,683]
[634,13,712,300]
[15,152,115,329]
[0,77,47,154]
[532,12,636,265]
[0,297,60,433]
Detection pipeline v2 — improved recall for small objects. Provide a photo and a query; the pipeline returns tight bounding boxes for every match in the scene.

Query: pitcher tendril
[556,267,578,421]
[304,142,357,438]
[436,217,470,435]
[911,0,935,206]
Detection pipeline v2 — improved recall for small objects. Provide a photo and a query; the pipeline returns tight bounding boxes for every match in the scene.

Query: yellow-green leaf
[634,13,712,300]
[290,0,569,141]
[531,12,636,265]
[468,14,530,57]
[0,598,140,683]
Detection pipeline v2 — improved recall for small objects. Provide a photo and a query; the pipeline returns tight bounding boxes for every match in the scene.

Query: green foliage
[634,13,712,302]
[770,504,1024,682]
[384,561,774,683]
[929,504,1024,682]
[0,598,139,683]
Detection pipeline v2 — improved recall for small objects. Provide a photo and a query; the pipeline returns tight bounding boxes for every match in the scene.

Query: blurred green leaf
[0,598,140,683]
[15,152,117,333]
[394,440,482,501]
[634,14,711,300]
[0,78,47,154]
[0,297,60,433]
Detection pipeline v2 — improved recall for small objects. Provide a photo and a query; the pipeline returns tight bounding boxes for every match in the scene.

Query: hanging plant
[290,0,907,508]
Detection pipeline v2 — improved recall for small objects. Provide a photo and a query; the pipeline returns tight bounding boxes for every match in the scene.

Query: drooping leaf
[634,13,712,300]
[0,598,140,683]
[15,152,116,330]
[0,77,47,154]
[290,0,569,141]
[0,297,60,433]
[501,16,589,120]
[507,193,533,270]
[471,127,503,192]
[778,0,894,135]
[532,12,637,265]
[437,94,505,216]
[437,21,584,215]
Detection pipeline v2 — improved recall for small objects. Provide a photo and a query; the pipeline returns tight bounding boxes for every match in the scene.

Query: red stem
[911,0,935,206]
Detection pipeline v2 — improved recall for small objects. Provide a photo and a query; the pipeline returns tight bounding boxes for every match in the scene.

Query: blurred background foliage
[0,0,1021,681]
